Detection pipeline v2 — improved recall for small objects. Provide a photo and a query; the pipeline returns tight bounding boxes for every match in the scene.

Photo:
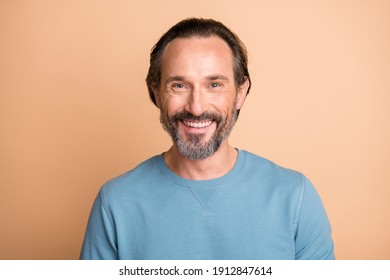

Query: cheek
[161,94,185,116]
[213,91,237,113]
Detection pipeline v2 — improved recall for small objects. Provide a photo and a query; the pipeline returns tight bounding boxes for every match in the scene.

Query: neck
[163,142,238,180]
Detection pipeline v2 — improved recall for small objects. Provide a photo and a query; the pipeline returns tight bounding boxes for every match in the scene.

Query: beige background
[1,0,389,259]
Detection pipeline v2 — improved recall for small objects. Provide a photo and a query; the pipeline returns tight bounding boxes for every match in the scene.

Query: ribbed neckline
[155,149,246,188]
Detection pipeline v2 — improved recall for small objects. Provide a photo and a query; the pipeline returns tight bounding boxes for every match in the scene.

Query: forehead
[160,36,234,78]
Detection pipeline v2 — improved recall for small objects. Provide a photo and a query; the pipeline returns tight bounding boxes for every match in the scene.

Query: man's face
[156,36,247,160]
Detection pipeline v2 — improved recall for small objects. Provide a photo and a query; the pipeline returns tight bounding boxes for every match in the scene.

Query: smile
[182,120,213,128]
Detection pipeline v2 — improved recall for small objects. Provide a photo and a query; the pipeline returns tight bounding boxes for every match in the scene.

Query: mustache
[170,111,223,122]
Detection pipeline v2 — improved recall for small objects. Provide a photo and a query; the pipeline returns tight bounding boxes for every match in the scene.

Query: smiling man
[157,35,248,179]
[80,18,335,260]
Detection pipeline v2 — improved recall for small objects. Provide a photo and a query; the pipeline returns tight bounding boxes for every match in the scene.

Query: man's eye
[210,82,221,88]
[172,83,185,89]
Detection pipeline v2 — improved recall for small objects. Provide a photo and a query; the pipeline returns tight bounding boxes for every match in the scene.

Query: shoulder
[98,155,162,204]
[238,150,318,215]
[240,150,305,189]
[239,150,331,241]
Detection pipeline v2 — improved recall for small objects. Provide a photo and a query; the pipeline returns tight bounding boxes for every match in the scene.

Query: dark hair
[146,18,251,108]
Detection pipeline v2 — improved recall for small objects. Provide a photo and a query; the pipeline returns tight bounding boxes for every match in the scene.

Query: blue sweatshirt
[80,150,334,259]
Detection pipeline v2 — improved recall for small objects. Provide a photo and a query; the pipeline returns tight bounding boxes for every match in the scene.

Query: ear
[152,86,161,109]
[235,78,249,110]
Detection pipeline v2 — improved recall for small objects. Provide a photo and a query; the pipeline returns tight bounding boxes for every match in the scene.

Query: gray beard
[160,109,238,160]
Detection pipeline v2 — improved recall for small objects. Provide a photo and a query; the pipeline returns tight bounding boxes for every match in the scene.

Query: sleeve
[80,189,118,260]
[294,175,335,260]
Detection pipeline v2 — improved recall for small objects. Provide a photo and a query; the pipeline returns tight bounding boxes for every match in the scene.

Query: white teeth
[183,120,212,128]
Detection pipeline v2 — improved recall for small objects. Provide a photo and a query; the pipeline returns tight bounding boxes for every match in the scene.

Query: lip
[183,120,212,128]
[180,119,215,133]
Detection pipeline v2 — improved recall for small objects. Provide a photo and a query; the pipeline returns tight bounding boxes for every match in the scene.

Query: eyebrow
[165,76,186,83]
[165,75,230,83]
[206,75,229,81]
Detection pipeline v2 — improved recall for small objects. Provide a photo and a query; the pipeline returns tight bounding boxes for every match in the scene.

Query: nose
[185,85,207,116]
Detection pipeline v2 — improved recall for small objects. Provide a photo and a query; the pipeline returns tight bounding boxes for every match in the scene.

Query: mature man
[80,18,334,259]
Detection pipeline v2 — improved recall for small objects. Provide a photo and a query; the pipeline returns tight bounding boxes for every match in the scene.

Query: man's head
[146,18,251,160]
[146,18,251,109]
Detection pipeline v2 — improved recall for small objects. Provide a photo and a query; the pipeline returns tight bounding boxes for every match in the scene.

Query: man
[80,18,334,259]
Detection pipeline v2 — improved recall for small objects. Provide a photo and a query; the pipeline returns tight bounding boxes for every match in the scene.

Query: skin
[154,36,249,180]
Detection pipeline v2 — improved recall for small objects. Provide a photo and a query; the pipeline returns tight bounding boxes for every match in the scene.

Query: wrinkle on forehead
[160,36,234,81]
